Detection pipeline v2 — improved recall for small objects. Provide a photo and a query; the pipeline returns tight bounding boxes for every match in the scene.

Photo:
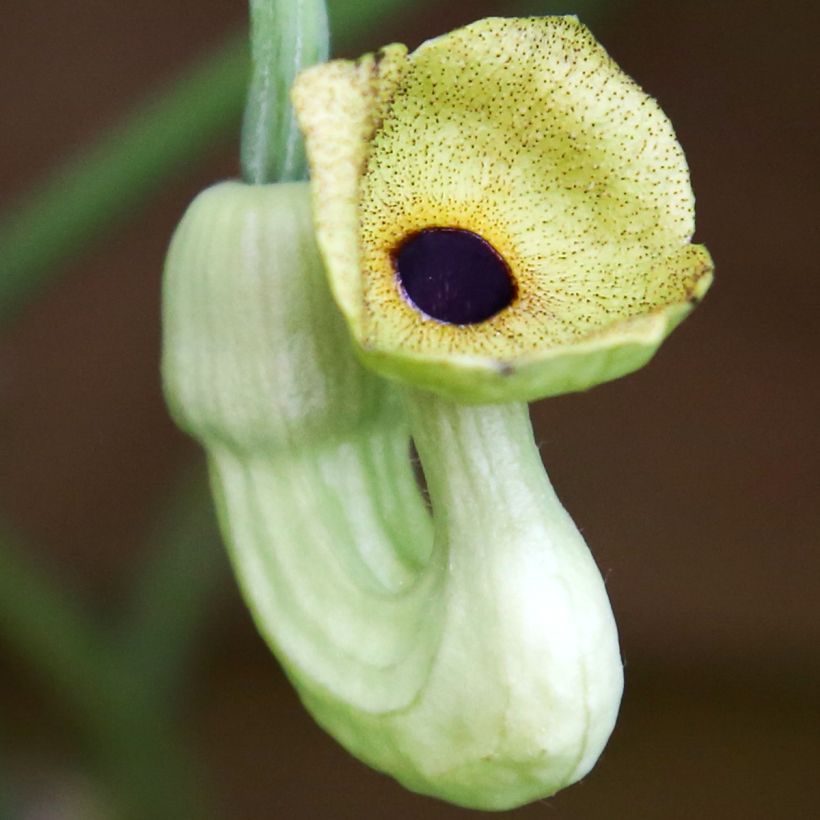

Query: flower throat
[392,227,516,325]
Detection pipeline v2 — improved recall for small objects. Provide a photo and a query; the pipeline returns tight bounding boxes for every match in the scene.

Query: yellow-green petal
[294,16,713,403]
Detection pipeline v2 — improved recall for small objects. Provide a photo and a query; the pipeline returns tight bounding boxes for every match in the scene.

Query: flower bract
[293,16,713,403]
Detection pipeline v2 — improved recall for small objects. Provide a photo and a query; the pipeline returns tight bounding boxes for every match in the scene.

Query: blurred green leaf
[0,34,249,324]
[122,462,225,705]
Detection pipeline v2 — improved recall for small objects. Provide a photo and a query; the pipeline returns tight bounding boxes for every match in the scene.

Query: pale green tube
[162,180,622,809]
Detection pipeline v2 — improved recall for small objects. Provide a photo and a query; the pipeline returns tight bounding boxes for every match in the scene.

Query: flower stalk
[241,0,329,183]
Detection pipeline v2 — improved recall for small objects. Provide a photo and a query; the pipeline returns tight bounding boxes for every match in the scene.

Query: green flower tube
[163,15,711,811]
[163,181,622,809]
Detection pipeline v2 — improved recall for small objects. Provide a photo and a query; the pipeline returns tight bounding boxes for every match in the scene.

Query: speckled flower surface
[293,16,712,402]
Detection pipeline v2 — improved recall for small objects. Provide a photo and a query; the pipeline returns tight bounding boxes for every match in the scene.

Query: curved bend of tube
[162,180,623,810]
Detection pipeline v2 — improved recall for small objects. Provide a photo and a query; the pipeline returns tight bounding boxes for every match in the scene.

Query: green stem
[241,0,329,183]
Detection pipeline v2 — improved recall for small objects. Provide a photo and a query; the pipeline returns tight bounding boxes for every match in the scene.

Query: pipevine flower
[293,16,712,402]
[163,14,713,812]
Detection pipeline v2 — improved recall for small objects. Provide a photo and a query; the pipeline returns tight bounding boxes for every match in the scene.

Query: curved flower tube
[162,15,711,811]
[163,182,622,809]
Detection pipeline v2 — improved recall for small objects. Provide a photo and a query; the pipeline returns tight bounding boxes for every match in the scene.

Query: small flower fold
[293,16,713,402]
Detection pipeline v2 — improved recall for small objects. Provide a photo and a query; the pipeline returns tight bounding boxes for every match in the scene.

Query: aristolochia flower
[162,15,714,813]
[163,181,625,809]
[293,16,712,402]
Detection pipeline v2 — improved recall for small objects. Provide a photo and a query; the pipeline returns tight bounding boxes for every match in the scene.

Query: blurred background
[1,0,818,818]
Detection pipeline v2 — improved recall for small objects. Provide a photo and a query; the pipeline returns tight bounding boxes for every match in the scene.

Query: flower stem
[241,0,329,184]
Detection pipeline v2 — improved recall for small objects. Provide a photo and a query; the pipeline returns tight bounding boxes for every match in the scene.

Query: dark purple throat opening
[392,228,515,325]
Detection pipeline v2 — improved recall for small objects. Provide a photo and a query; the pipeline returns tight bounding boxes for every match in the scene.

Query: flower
[161,180,624,810]
[293,16,712,402]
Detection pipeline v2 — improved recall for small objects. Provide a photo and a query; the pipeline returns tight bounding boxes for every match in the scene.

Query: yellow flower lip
[293,16,713,403]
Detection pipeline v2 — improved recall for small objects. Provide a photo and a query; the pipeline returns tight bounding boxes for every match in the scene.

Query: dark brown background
[1,1,818,818]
